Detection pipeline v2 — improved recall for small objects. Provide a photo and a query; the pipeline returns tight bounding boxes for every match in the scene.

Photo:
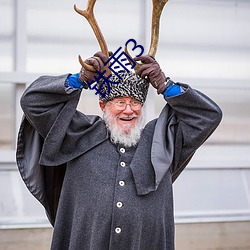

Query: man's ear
[99,101,106,111]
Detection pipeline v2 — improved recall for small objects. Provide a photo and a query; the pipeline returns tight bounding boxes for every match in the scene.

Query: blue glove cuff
[163,84,182,97]
[66,73,86,89]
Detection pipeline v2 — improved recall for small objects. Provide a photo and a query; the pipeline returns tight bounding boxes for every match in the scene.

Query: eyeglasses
[109,100,142,111]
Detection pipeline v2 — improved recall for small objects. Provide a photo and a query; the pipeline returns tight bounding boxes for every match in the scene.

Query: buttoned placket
[109,145,132,246]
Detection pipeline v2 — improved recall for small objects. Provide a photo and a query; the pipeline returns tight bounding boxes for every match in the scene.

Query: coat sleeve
[20,74,108,166]
[165,84,223,182]
[20,74,82,139]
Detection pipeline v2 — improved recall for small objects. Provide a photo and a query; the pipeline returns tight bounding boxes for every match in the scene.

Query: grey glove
[134,55,168,94]
[79,51,108,88]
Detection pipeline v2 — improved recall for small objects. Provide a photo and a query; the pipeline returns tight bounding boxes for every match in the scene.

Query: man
[16,52,222,249]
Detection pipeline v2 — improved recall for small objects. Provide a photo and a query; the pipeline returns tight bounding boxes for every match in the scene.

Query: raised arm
[20,52,108,139]
[20,74,81,138]
[135,55,222,181]
[165,84,222,181]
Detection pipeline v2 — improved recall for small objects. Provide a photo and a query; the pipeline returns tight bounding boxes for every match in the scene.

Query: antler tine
[148,0,168,57]
[125,0,168,70]
[74,0,110,75]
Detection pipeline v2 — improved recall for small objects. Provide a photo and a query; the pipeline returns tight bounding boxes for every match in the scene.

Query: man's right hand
[79,52,108,87]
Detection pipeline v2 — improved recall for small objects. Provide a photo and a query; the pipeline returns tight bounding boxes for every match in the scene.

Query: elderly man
[17,52,222,250]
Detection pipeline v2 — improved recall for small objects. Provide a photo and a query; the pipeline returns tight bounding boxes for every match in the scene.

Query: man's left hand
[134,55,167,94]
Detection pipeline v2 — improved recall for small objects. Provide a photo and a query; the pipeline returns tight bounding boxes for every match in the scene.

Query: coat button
[120,162,126,167]
[115,227,122,234]
[119,181,125,186]
[120,148,125,153]
[117,201,123,208]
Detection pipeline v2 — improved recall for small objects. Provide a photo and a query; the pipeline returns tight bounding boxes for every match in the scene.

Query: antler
[125,0,168,69]
[74,0,110,75]
[149,0,168,57]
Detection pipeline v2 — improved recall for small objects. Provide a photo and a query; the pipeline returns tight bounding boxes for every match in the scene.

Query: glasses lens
[130,102,141,110]
[114,101,126,110]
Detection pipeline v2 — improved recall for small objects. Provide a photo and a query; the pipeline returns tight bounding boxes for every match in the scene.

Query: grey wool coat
[16,74,222,250]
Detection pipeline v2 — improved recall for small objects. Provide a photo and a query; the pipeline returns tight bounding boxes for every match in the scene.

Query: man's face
[99,96,142,133]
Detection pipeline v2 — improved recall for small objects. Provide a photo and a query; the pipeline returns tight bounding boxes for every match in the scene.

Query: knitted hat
[98,71,149,103]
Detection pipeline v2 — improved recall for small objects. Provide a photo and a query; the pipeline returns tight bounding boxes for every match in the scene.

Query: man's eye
[117,101,125,105]
[132,101,140,105]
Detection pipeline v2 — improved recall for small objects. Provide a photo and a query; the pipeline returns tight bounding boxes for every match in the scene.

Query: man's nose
[122,104,134,115]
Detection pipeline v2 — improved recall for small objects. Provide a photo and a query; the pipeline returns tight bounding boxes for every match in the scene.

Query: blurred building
[0,0,250,249]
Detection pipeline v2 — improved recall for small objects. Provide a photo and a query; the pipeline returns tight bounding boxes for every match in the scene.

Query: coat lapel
[130,105,177,196]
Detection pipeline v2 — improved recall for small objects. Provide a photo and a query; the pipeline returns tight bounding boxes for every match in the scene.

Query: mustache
[117,114,138,119]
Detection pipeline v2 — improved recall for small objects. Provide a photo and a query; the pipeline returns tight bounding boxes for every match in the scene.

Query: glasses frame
[108,99,143,111]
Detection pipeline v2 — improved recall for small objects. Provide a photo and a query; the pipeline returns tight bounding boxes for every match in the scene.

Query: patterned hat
[98,71,149,103]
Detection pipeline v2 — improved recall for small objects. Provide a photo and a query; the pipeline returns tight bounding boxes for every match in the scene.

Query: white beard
[103,109,145,147]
